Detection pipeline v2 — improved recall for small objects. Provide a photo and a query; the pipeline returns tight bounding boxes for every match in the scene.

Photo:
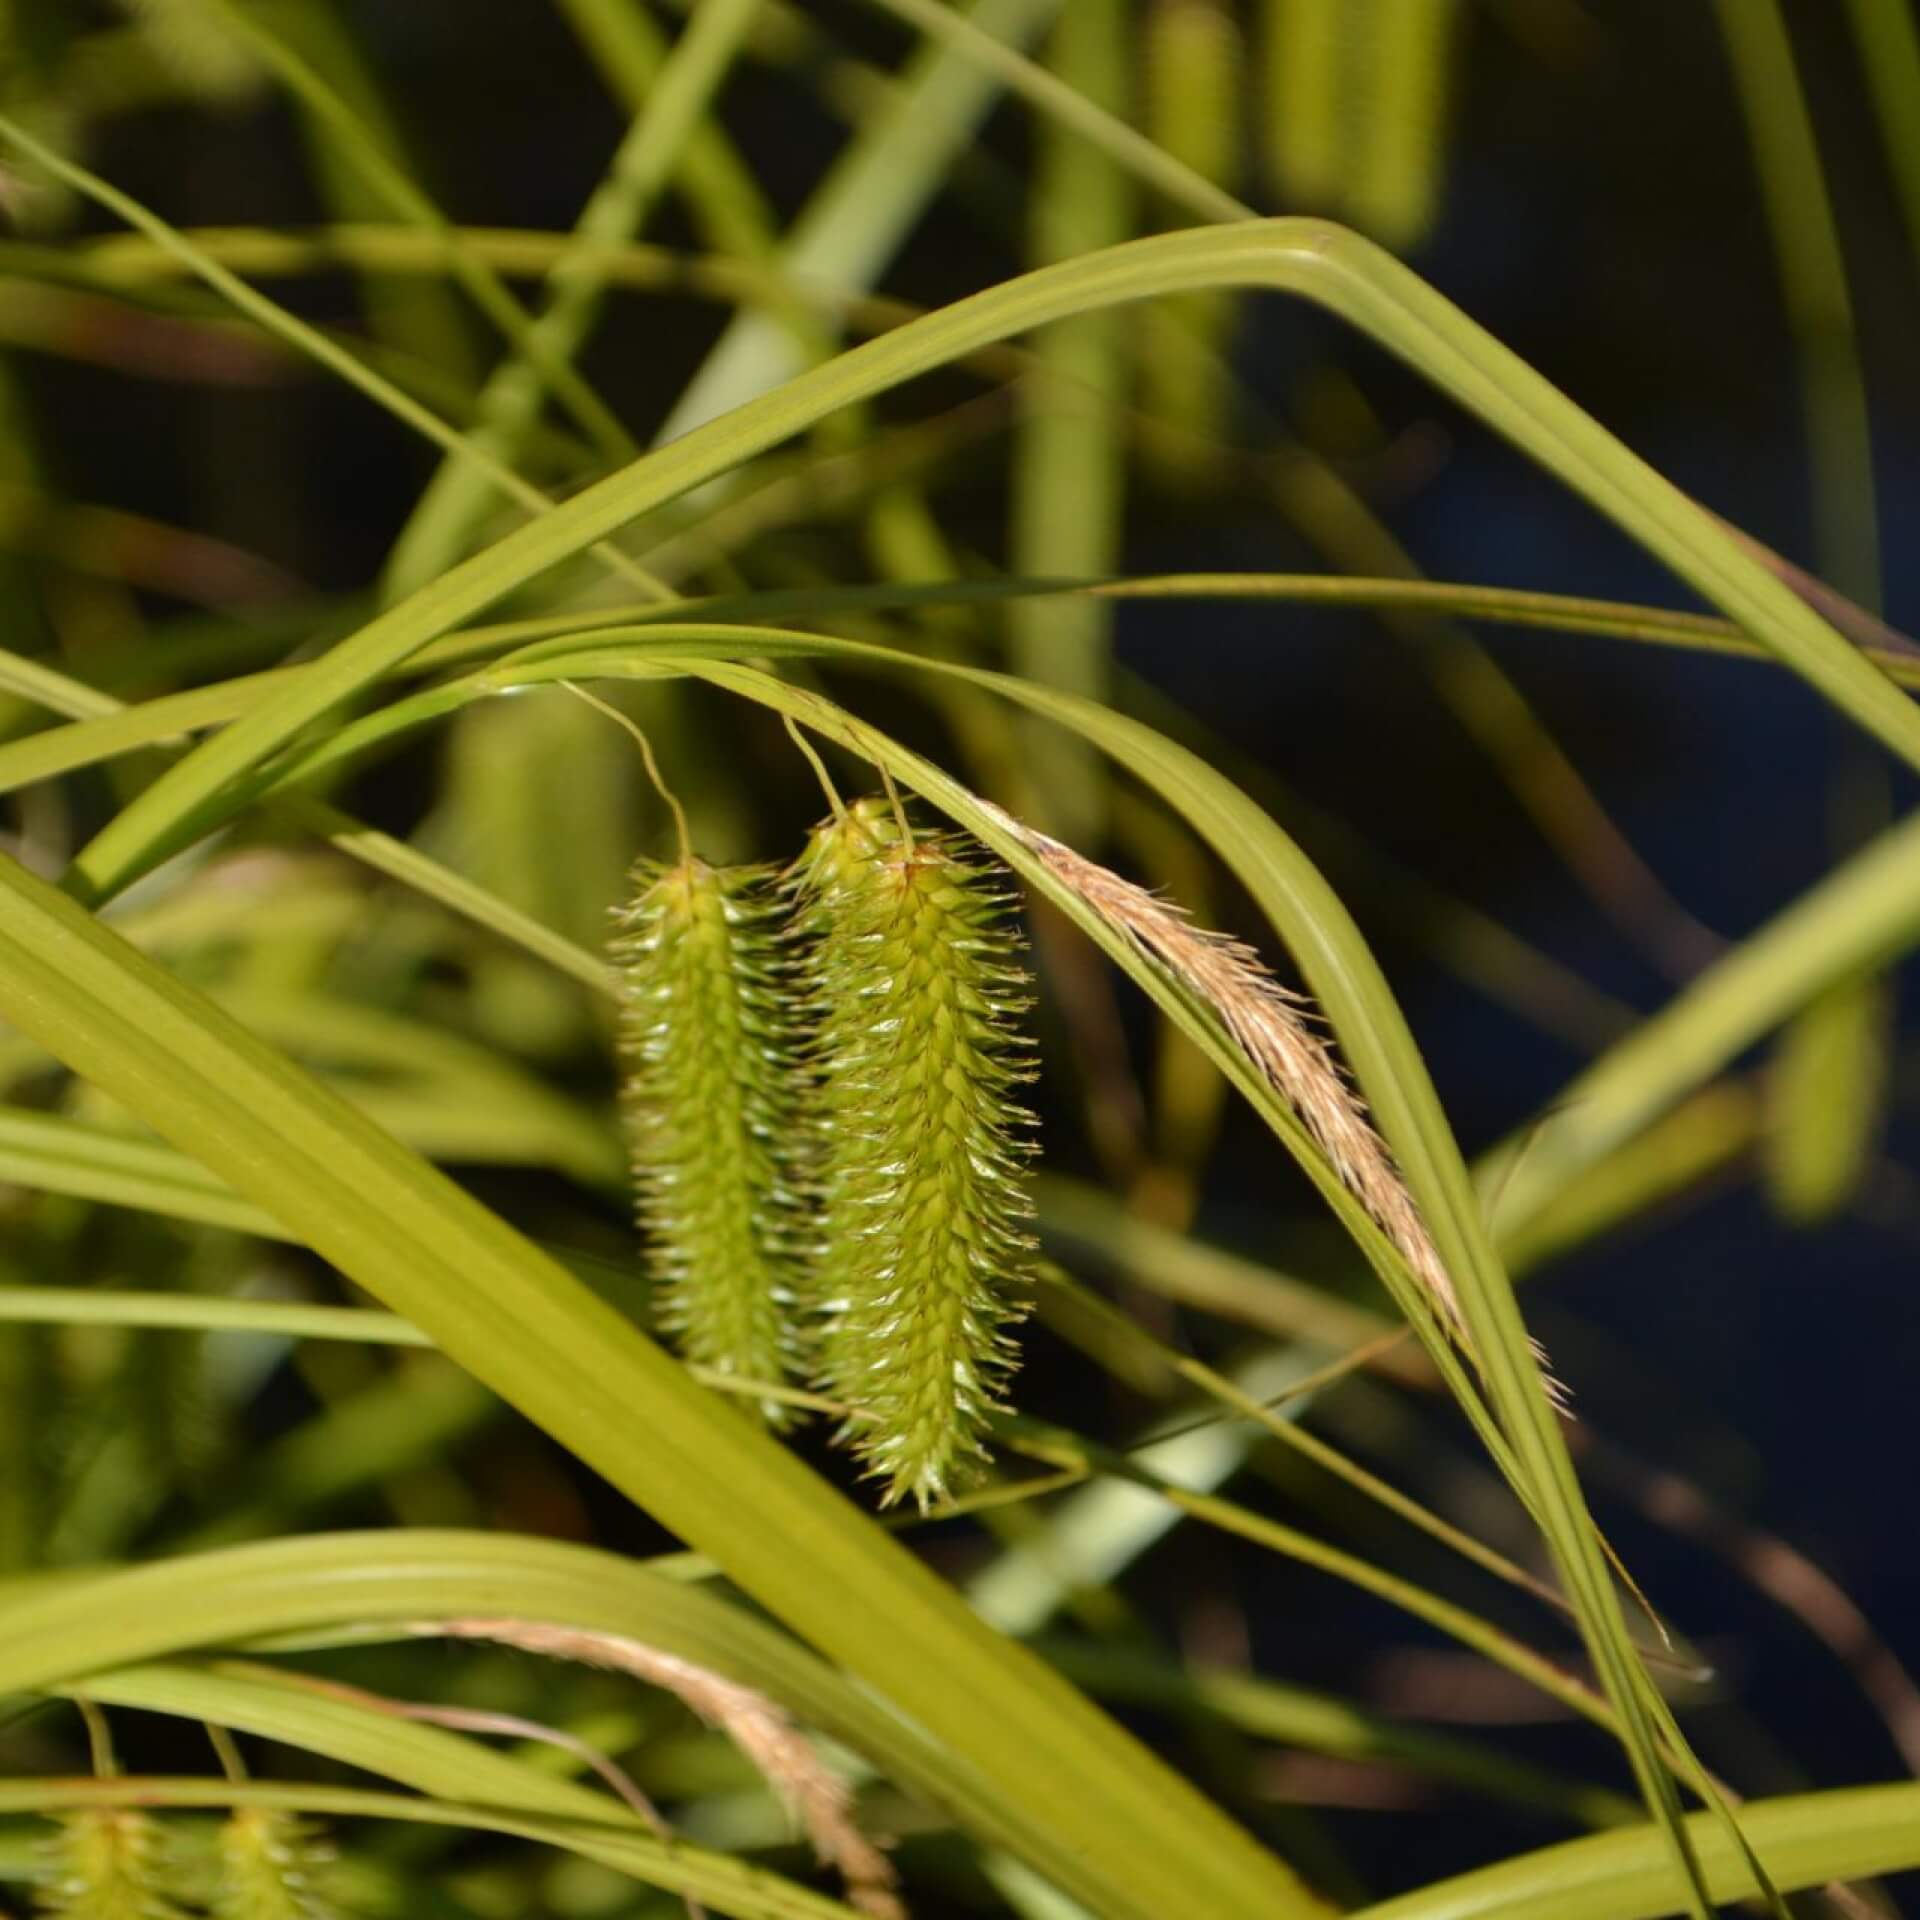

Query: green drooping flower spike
[213,1810,339,1920]
[612,857,805,1426]
[792,798,1038,1509]
[36,1809,189,1920]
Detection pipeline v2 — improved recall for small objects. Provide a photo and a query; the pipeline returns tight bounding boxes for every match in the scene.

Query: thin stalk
[1008,0,1132,845]
[656,0,1061,441]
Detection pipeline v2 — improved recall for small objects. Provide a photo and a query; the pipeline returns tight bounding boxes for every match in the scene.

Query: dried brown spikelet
[431,1618,905,1920]
[979,800,1564,1403]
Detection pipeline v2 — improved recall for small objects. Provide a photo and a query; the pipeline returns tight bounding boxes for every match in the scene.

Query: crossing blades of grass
[46,220,1920,913]
[0,848,1322,1920]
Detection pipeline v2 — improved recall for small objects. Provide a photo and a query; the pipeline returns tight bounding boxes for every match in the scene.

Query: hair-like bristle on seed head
[612,857,806,1425]
[792,798,1037,1509]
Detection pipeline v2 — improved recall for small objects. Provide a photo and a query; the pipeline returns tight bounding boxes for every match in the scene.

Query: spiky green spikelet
[612,857,804,1424]
[792,799,1036,1508]
[34,1810,189,1919]
[212,1810,336,1920]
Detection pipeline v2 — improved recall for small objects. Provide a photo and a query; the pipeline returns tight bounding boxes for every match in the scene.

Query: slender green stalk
[1717,0,1891,1229]
[555,0,785,264]
[0,1287,421,1345]
[658,0,1062,440]
[1348,0,1461,248]
[860,0,1246,223]
[1353,1780,1920,1920]
[1262,0,1343,207]
[1715,0,1879,605]
[1142,0,1240,443]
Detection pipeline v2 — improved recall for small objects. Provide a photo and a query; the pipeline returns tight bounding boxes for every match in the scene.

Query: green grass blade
[1262,0,1342,208]
[0,633,618,993]
[556,0,786,264]
[0,1527,1111,1889]
[1716,0,1889,1242]
[0,1105,282,1235]
[83,1658,694,1822]
[1352,1781,1920,1920]
[4,567,1910,812]
[860,0,1248,222]
[658,0,1062,440]
[63,221,1920,910]
[1007,0,1132,843]
[0,1286,421,1344]
[1716,0,1879,602]
[1345,0,1461,249]
[1490,805,1920,1239]
[1845,0,1920,271]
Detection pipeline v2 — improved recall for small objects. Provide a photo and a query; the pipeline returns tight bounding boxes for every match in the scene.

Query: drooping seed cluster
[213,1810,338,1920]
[36,1807,340,1919]
[792,799,1036,1509]
[611,859,804,1429]
[612,802,1037,1507]
[37,1809,188,1920]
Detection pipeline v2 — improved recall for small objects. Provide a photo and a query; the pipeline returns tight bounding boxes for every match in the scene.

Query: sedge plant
[0,6,1912,1920]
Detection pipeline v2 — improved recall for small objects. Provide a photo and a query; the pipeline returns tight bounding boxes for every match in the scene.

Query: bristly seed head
[612,857,807,1425]
[791,798,1037,1508]
[37,1808,192,1920]
[213,1809,338,1920]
